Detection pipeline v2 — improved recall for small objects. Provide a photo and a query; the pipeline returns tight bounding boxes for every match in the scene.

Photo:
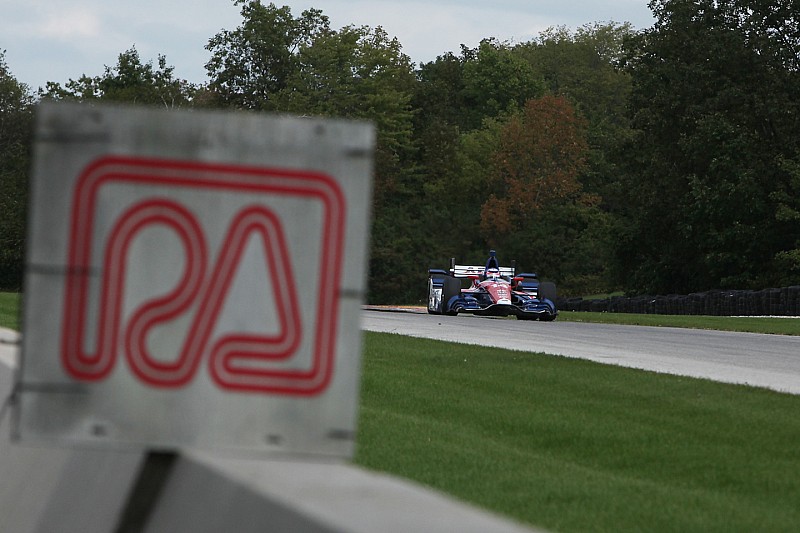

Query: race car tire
[427,277,444,315]
[538,281,558,321]
[442,276,462,316]
[539,281,557,302]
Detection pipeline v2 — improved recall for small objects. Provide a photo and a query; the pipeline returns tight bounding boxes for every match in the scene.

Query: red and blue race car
[427,251,557,321]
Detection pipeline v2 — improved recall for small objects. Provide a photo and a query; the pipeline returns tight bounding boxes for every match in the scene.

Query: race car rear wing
[428,254,520,279]
[450,264,515,278]
[428,250,539,282]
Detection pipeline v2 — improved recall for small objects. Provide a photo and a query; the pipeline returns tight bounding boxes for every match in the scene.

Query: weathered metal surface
[18,102,374,457]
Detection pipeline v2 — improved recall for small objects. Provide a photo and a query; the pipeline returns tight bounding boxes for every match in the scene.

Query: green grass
[559,310,800,335]
[355,332,800,532]
[0,292,20,331]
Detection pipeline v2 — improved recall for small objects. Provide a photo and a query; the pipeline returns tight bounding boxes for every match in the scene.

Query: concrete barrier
[0,328,539,533]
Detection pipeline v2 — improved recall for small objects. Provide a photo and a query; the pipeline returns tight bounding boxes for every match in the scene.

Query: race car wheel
[442,276,462,316]
[539,281,557,303]
[538,281,558,321]
[427,277,444,315]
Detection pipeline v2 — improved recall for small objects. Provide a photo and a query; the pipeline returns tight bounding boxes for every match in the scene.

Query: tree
[410,51,473,265]
[0,50,34,289]
[615,0,800,293]
[460,39,545,131]
[273,23,419,302]
[277,23,416,189]
[772,155,800,284]
[514,23,636,209]
[475,95,611,292]
[205,1,329,110]
[414,51,468,132]
[480,95,589,237]
[205,3,421,302]
[409,43,549,275]
[42,47,195,107]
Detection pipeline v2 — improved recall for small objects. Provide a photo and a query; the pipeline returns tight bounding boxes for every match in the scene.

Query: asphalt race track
[360,309,800,395]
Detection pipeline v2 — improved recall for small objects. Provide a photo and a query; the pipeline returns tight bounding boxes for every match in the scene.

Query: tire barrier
[557,286,800,316]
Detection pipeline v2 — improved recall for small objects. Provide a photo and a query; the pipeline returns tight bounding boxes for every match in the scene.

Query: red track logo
[61,156,345,396]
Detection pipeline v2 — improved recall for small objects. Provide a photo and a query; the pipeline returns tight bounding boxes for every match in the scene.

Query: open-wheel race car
[427,250,557,321]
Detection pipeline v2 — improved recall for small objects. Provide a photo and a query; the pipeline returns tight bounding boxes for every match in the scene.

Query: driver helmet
[486,267,500,281]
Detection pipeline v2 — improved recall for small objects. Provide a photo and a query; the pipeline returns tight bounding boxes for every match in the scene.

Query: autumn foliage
[480,95,590,240]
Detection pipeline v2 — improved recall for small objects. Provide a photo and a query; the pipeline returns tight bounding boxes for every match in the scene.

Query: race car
[427,250,557,321]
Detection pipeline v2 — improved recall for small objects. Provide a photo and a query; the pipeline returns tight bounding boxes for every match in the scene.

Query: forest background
[2,0,799,304]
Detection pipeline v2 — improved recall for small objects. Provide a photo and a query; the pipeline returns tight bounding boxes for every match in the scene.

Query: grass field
[559,310,800,336]
[355,332,800,532]
[2,292,799,530]
[0,292,20,331]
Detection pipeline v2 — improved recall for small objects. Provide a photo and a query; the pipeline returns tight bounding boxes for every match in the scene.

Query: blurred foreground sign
[17,102,374,457]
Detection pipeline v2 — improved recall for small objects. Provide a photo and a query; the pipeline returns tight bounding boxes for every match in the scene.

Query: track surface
[361,310,800,395]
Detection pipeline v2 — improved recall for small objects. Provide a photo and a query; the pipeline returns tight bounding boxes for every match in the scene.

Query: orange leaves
[480,95,588,238]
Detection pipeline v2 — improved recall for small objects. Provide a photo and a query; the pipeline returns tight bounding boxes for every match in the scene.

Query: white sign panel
[17,102,374,457]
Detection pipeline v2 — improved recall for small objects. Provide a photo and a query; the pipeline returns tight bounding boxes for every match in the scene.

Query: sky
[1,0,656,92]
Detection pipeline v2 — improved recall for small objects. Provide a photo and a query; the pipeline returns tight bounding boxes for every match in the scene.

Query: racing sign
[16,102,374,457]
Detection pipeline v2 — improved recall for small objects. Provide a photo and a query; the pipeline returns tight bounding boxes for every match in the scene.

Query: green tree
[277,23,416,196]
[0,50,34,289]
[616,0,800,293]
[276,24,419,302]
[461,39,545,131]
[772,154,800,284]
[414,51,468,132]
[205,3,420,302]
[205,1,329,110]
[42,46,195,107]
[416,115,505,269]
[517,23,633,108]
[410,51,472,266]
